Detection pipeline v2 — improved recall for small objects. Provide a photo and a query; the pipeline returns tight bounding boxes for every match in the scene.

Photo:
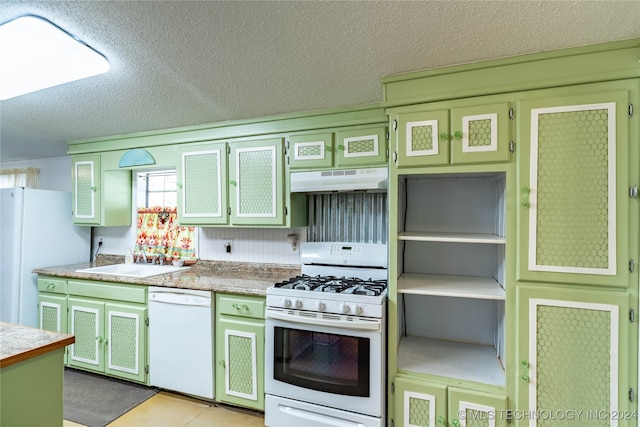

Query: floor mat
[64,368,158,427]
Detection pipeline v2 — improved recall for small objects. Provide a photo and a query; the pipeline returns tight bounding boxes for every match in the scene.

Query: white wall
[3,156,304,265]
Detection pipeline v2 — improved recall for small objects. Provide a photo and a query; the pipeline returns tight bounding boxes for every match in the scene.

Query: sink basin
[76,263,191,278]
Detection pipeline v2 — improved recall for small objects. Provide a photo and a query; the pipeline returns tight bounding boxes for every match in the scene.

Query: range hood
[290,167,388,192]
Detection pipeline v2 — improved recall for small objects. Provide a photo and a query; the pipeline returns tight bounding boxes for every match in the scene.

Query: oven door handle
[265,309,381,331]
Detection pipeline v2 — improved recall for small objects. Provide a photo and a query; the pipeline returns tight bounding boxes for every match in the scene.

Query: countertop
[0,322,75,368]
[33,255,301,297]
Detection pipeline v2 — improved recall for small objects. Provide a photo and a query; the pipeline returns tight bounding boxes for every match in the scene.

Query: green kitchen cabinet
[516,284,632,425]
[67,281,147,384]
[72,154,132,226]
[335,125,388,168]
[516,83,633,288]
[229,138,285,226]
[391,102,511,168]
[177,142,229,225]
[215,293,265,411]
[288,131,335,169]
[37,277,68,334]
[393,376,508,427]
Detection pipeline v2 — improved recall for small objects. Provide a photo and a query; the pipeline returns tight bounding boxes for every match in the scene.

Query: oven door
[265,308,384,417]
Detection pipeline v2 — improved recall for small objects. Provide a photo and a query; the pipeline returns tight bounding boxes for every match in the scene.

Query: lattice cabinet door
[394,109,450,168]
[288,132,334,169]
[229,138,285,226]
[72,154,100,224]
[68,297,105,372]
[448,387,508,427]
[216,316,265,411]
[335,125,388,168]
[38,294,67,333]
[178,143,229,225]
[517,284,631,427]
[449,103,511,165]
[393,376,447,427]
[105,303,147,383]
[517,88,631,288]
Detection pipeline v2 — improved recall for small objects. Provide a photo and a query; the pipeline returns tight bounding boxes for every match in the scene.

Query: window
[137,170,176,208]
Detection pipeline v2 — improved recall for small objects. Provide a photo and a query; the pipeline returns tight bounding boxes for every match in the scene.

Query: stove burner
[274,275,387,296]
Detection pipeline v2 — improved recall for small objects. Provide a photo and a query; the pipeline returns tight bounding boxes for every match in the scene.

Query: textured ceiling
[1,1,639,161]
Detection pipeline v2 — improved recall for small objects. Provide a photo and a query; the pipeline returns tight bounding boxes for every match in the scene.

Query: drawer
[68,280,147,304]
[37,277,67,294]
[217,294,265,319]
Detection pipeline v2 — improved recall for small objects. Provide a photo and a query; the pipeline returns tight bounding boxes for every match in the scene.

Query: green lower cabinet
[394,376,507,427]
[517,284,632,426]
[215,294,265,410]
[68,297,147,383]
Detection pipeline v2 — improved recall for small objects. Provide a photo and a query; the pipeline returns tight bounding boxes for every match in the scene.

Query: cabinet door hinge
[509,140,515,153]
[386,130,390,141]
[285,139,290,150]
[392,151,397,163]
[390,419,394,427]
[630,259,635,273]
[509,108,514,120]
[393,119,397,131]
[284,206,288,216]
[227,145,230,154]
[630,388,635,402]
[629,104,634,117]
[630,308,635,323]
[145,317,149,326]
[227,206,231,216]
[391,381,395,393]
[145,365,149,374]
[630,185,638,199]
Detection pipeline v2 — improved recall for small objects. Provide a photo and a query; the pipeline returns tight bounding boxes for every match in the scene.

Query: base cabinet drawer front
[37,277,67,294]
[517,284,631,426]
[394,377,507,427]
[217,294,265,319]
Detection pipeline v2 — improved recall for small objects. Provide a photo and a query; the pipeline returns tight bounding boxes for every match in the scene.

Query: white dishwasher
[149,286,214,400]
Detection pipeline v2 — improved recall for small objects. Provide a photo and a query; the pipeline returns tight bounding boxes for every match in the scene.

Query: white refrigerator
[0,188,91,327]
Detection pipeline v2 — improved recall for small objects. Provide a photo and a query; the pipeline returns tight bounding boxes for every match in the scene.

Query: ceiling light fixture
[0,15,109,101]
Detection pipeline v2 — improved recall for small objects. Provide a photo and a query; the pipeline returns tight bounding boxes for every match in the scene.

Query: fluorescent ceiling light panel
[0,15,109,100]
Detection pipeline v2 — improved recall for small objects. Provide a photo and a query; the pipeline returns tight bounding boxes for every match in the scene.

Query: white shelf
[398,231,506,244]
[398,273,505,300]
[397,336,505,387]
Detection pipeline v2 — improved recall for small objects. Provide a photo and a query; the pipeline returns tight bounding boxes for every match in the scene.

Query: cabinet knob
[325,145,332,152]
[232,303,248,311]
[218,360,226,367]
[229,180,237,186]
[439,133,449,141]
[452,419,460,427]
[521,360,529,367]
[521,375,530,382]
[176,183,183,188]
[91,186,97,192]
[521,186,531,208]
[453,131,463,140]
[337,144,344,151]
[437,415,445,425]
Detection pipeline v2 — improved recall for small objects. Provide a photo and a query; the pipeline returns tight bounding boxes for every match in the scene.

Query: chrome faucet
[156,253,166,265]
[137,248,148,264]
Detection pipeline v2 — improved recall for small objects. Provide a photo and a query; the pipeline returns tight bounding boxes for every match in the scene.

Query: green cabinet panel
[177,142,229,225]
[394,376,508,427]
[392,102,511,168]
[335,125,388,167]
[229,138,285,226]
[72,154,132,226]
[104,303,147,383]
[288,132,334,169]
[517,284,631,424]
[215,293,265,411]
[517,86,631,287]
[38,294,67,334]
[68,297,105,372]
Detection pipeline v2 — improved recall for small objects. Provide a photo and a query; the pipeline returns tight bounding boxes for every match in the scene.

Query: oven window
[273,326,370,397]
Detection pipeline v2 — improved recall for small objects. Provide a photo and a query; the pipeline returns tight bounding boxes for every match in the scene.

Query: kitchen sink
[76,263,191,278]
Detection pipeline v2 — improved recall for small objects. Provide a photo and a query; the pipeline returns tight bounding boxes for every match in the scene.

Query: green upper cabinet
[177,142,229,225]
[72,154,100,224]
[72,154,132,226]
[335,125,388,168]
[288,132,334,169]
[517,83,632,288]
[229,138,285,226]
[393,102,511,168]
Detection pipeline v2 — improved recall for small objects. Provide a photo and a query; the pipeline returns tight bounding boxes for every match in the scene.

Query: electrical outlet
[223,239,233,254]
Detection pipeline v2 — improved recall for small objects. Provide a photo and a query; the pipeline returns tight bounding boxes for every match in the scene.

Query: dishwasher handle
[149,292,211,307]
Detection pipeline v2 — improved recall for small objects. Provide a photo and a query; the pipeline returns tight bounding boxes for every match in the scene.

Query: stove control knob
[316,301,326,311]
[353,305,363,315]
[282,298,292,308]
[339,303,350,314]
[293,299,303,309]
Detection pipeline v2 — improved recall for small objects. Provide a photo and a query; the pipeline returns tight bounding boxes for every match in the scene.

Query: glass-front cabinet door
[177,143,228,225]
[229,138,285,226]
[517,88,630,287]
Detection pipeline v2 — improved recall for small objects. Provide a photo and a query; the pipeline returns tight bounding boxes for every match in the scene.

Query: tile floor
[63,391,265,427]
